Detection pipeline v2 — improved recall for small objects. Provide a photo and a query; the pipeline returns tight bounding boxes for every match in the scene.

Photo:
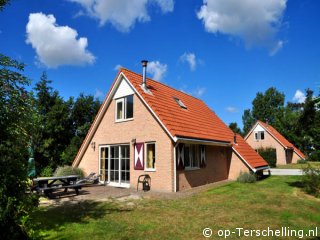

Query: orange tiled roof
[257,121,306,159]
[122,68,234,142]
[122,68,269,169]
[233,134,268,168]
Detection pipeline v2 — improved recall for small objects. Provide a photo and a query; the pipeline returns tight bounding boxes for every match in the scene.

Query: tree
[297,89,320,160]
[229,122,242,135]
[61,94,101,165]
[0,0,10,11]
[252,87,285,126]
[0,54,38,239]
[33,72,73,173]
[242,109,255,135]
[242,87,285,135]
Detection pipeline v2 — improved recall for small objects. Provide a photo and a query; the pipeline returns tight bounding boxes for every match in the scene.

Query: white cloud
[152,0,174,12]
[293,90,306,103]
[26,13,95,68]
[94,89,104,99]
[194,87,206,97]
[114,64,122,71]
[225,106,239,113]
[68,0,174,32]
[270,40,284,56]
[180,52,197,71]
[147,60,167,81]
[197,0,287,53]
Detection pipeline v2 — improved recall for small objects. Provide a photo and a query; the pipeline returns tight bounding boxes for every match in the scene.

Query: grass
[30,176,320,239]
[277,161,320,169]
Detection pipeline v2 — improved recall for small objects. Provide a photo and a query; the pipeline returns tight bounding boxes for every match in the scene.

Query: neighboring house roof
[246,120,306,160]
[73,68,269,170]
[233,134,269,170]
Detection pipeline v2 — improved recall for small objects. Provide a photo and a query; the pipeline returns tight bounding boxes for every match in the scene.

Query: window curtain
[147,145,154,168]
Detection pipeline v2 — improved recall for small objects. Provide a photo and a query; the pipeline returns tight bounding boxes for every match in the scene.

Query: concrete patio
[39,179,232,206]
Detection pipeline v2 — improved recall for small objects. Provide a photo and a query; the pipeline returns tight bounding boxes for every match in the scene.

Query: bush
[40,165,54,177]
[237,172,256,183]
[297,159,307,164]
[257,148,277,167]
[54,165,85,178]
[302,164,320,197]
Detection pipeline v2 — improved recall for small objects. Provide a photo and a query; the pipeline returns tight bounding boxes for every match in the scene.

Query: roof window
[174,97,187,109]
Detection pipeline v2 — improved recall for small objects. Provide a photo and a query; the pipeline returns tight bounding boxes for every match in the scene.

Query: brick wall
[246,131,287,165]
[78,93,174,192]
[176,146,250,191]
[228,150,250,180]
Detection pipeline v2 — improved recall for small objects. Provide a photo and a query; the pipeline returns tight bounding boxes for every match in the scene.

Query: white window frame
[254,131,265,141]
[115,95,134,122]
[184,144,200,170]
[145,142,156,172]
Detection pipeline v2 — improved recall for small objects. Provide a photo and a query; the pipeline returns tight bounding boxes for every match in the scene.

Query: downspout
[173,142,178,192]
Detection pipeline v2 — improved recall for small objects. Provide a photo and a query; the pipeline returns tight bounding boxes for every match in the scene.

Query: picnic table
[33,175,82,197]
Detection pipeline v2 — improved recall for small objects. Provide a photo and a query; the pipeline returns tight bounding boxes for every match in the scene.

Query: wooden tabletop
[33,175,79,182]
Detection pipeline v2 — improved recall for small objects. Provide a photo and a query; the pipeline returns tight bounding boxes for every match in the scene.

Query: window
[145,143,156,171]
[255,131,265,140]
[174,97,187,109]
[184,144,200,169]
[116,95,134,121]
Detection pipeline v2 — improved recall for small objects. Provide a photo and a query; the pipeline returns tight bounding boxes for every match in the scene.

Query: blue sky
[1,0,319,128]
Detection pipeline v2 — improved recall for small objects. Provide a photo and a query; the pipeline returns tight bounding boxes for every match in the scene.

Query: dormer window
[174,97,187,109]
[255,131,265,140]
[115,95,133,121]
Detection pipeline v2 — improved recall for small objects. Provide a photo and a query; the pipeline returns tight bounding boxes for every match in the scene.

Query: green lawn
[277,161,320,169]
[31,176,320,239]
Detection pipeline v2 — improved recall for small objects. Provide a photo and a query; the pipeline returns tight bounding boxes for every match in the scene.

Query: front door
[100,145,130,187]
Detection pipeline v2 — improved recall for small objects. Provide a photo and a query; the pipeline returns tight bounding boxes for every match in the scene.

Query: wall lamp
[91,141,96,151]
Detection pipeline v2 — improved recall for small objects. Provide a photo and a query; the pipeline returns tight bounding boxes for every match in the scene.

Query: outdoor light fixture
[131,138,136,145]
[91,141,96,151]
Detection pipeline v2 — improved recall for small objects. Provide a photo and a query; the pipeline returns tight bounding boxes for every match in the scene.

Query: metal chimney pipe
[234,133,237,144]
[141,60,148,89]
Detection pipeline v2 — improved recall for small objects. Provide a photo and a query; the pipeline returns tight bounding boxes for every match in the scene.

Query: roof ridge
[119,67,203,102]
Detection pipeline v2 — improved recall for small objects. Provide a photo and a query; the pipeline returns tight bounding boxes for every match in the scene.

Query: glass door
[110,146,120,185]
[100,147,109,182]
[99,145,130,187]
[120,145,130,185]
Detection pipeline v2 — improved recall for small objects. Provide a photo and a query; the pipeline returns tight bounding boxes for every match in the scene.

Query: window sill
[185,167,200,171]
[144,168,156,172]
[115,118,134,123]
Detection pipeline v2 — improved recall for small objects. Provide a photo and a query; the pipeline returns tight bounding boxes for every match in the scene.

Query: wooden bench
[39,184,84,196]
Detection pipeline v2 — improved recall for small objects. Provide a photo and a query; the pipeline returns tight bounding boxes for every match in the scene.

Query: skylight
[174,97,187,109]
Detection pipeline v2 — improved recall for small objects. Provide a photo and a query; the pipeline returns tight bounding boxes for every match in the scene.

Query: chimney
[234,133,237,144]
[141,60,148,89]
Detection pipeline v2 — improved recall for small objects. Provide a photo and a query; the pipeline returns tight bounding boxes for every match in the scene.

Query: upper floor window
[116,95,133,121]
[255,131,265,140]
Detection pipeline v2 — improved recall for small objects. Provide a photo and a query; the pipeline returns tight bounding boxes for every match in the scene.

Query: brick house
[72,62,269,192]
[245,120,306,165]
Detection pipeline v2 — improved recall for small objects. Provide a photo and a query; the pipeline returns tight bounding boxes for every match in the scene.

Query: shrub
[40,165,53,177]
[302,164,320,197]
[297,159,307,164]
[237,172,256,183]
[257,148,277,168]
[54,165,85,178]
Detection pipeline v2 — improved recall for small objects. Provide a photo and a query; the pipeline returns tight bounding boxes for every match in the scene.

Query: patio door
[99,145,130,188]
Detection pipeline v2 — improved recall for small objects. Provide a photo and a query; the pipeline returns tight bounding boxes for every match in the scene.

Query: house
[244,120,306,165]
[72,61,269,192]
